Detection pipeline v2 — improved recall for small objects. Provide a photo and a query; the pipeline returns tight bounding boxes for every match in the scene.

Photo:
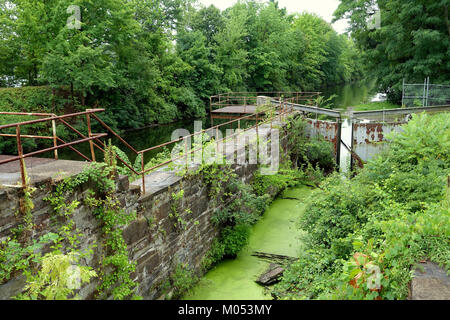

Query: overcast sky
[197,0,349,34]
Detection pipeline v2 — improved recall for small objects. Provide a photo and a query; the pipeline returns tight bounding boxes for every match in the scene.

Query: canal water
[321,78,380,110]
[183,186,313,300]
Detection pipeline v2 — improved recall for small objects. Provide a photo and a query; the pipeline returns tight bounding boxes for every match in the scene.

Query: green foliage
[212,181,270,227]
[201,239,226,271]
[91,195,138,300]
[0,233,59,284]
[0,86,68,113]
[196,162,236,204]
[352,101,400,111]
[334,0,450,103]
[275,112,450,300]
[252,167,306,197]
[204,177,276,269]
[16,251,97,300]
[221,224,251,258]
[314,95,338,109]
[169,189,194,231]
[169,263,199,300]
[286,116,336,174]
[45,162,139,300]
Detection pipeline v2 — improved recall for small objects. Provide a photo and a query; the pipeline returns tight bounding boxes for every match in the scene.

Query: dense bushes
[286,116,336,175]
[0,86,70,114]
[274,112,450,300]
[202,180,271,270]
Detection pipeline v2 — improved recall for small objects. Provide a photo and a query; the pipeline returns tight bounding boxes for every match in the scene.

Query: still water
[321,78,380,109]
[184,186,312,300]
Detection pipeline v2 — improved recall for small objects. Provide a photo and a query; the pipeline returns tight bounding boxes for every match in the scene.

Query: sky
[197,0,349,34]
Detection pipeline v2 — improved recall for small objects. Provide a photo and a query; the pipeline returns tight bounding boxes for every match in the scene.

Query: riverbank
[184,186,313,300]
[349,101,400,111]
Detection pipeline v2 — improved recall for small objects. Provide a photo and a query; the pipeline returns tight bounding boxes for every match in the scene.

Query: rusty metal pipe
[55,137,92,162]
[0,134,54,139]
[89,113,139,154]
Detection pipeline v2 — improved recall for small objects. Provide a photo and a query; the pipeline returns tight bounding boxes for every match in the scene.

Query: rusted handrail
[0,95,297,194]
[0,134,108,166]
[0,109,107,187]
[0,109,105,130]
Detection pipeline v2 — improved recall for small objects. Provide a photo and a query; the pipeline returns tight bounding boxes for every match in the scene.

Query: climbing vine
[41,154,140,299]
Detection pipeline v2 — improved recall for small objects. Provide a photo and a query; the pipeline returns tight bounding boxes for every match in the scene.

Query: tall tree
[214,4,249,91]
[334,0,450,102]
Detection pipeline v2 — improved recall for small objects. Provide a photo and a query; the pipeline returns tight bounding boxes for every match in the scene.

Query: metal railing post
[216,127,219,159]
[184,137,188,169]
[51,118,58,160]
[209,96,213,128]
[86,113,95,162]
[256,112,259,164]
[141,153,146,195]
[15,125,26,188]
[336,118,342,169]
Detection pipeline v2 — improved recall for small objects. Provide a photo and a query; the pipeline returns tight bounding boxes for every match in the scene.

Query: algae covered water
[184,186,313,300]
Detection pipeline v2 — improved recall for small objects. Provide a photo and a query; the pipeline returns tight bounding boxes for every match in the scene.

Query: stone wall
[0,121,289,300]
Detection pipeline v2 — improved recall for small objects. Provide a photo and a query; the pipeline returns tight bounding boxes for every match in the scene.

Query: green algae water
[184,186,313,300]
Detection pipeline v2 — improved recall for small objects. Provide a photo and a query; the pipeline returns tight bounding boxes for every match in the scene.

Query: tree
[176,30,222,101]
[334,0,450,103]
[214,4,249,92]
[188,4,225,48]
[42,0,139,104]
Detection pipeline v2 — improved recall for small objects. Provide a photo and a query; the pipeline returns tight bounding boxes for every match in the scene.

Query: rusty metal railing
[0,95,297,194]
[210,91,320,111]
[0,109,107,187]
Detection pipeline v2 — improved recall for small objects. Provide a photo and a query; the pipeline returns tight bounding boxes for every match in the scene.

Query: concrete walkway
[130,122,276,197]
[0,155,88,187]
[1,121,278,195]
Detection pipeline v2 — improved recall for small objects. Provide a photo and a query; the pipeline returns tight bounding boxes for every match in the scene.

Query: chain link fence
[402,78,450,107]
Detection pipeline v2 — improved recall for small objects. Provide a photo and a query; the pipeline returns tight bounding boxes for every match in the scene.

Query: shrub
[275,112,450,300]
[286,115,336,173]
[221,225,251,258]
[0,86,70,114]
[170,263,198,299]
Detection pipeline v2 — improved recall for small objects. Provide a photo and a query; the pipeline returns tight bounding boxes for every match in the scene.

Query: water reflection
[322,79,380,109]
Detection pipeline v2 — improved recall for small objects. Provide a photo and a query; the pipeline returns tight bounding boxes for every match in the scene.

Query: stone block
[410,262,450,300]
[123,217,151,246]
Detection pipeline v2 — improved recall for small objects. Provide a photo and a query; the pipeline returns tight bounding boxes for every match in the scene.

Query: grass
[351,101,401,111]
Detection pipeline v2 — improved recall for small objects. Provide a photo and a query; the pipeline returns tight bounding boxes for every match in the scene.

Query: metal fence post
[349,119,354,173]
[336,118,342,170]
[141,153,146,195]
[402,78,405,107]
[256,112,259,164]
[86,113,95,162]
[16,125,26,188]
[184,137,188,170]
[422,78,426,107]
[51,119,58,160]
